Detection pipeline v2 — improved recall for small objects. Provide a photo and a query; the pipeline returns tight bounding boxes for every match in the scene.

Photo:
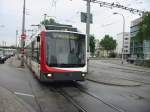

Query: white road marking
[14,92,35,98]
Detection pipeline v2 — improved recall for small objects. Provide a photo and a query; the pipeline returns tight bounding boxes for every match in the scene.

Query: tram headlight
[82,73,85,77]
[47,74,53,78]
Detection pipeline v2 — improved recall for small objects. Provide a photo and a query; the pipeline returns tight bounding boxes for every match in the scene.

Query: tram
[25,25,87,82]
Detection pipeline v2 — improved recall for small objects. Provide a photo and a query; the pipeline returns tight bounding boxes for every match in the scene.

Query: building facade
[130,17,143,59]
[116,32,130,58]
[130,17,150,60]
[143,40,150,60]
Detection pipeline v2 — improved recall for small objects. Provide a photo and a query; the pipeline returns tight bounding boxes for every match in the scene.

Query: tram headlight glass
[82,73,85,77]
[47,74,53,78]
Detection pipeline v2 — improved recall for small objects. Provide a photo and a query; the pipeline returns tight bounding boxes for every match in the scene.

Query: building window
[124,42,129,44]
[124,50,128,52]
[124,38,128,40]
[124,46,128,48]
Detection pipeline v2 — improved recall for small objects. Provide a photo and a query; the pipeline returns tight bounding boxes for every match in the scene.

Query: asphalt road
[0,57,150,112]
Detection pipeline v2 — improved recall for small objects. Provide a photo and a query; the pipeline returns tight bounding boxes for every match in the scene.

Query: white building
[116,32,130,58]
[95,39,100,57]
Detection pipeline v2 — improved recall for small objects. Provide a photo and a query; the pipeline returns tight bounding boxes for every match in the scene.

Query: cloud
[0,0,149,45]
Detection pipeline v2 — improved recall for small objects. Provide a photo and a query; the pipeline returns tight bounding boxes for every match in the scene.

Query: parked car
[0,55,5,64]
[127,57,136,64]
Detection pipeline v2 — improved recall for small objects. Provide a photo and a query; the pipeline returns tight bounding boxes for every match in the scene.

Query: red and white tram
[25,25,87,82]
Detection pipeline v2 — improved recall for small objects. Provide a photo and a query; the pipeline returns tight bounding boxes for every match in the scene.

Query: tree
[89,35,96,56]
[100,35,117,57]
[135,12,150,43]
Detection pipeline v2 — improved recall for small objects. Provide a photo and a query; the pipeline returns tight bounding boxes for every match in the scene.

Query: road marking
[14,92,35,98]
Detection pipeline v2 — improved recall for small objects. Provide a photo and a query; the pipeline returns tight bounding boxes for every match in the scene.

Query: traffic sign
[81,12,93,24]
[21,33,26,39]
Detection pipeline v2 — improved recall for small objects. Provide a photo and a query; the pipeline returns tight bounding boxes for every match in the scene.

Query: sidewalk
[0,86,36,112]
[90,59,150,73]
[0,57,36,112]
[87,60,143,87]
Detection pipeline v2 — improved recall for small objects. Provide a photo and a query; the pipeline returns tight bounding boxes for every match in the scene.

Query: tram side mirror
[37,35,40,42]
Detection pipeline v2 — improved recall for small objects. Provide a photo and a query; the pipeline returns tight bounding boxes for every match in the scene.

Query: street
[0,57,150,112]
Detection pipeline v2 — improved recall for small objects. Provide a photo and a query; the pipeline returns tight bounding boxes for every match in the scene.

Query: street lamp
[113,12,125,64]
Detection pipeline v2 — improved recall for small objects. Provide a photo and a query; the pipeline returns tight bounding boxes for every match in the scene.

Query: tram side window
[29,44,32,58]
[31,41,35,60]
[31,40,40,63]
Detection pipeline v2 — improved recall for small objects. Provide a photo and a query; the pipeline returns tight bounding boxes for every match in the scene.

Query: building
[143,40,150,60]
[94,39,100,57]
[130,17,143,59]
[116,32,130,59]
[130,17,150,60]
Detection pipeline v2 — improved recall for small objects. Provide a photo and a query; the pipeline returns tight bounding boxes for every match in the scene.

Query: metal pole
[20,0,26,67]
[121,14,125,64]
[16,30,18,48]
[86,0,90,53]
[113,12,125,64]
[86,0,91,73]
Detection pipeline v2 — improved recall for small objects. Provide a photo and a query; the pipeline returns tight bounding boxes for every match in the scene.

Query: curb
[111,66,150,73]
[86,78,141,87]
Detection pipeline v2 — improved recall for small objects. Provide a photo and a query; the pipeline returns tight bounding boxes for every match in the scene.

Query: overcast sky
[0,0,150,45]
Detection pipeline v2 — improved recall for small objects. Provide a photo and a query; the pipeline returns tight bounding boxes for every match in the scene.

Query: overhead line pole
[86,0,91,53]
[16,30,18,48]
[84,0,91,73]
[20,0,26,67]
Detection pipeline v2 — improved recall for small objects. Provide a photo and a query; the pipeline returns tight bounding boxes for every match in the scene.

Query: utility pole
[86,0,91,53]
[16,30,18,48]
[20,0,26,67]
[85,0,91,74]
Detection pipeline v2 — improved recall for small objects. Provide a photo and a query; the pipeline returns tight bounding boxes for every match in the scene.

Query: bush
[135,59,150,67]
[109,52,117,58]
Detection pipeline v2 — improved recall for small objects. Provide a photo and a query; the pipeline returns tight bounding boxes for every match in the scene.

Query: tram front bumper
[40,72,86,82]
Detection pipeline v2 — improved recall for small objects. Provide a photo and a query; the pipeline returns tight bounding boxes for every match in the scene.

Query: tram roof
[44,25,78,32]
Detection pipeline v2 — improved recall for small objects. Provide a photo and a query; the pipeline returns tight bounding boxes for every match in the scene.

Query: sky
[0,0,150,45]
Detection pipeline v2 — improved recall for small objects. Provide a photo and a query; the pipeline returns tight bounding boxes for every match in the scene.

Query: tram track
[86,78,139,87]
[110,66,150,73]
[47,83,88,112]
[48,82,126,112]
[118,78,150,85]
[86,76,150,86]
[55,87,88,112]
[73,82,126,112]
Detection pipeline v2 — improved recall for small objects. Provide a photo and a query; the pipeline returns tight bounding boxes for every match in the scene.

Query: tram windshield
[46,32,86,67]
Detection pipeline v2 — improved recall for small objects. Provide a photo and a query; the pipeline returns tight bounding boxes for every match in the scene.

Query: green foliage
[89,35,96,56]
[135,12,150,43]
[109,52,117,58]
[100,35,117,51]
[41,18,59,25]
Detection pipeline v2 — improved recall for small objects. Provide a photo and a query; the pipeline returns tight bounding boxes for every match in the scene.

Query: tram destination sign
[81,12,93,24]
